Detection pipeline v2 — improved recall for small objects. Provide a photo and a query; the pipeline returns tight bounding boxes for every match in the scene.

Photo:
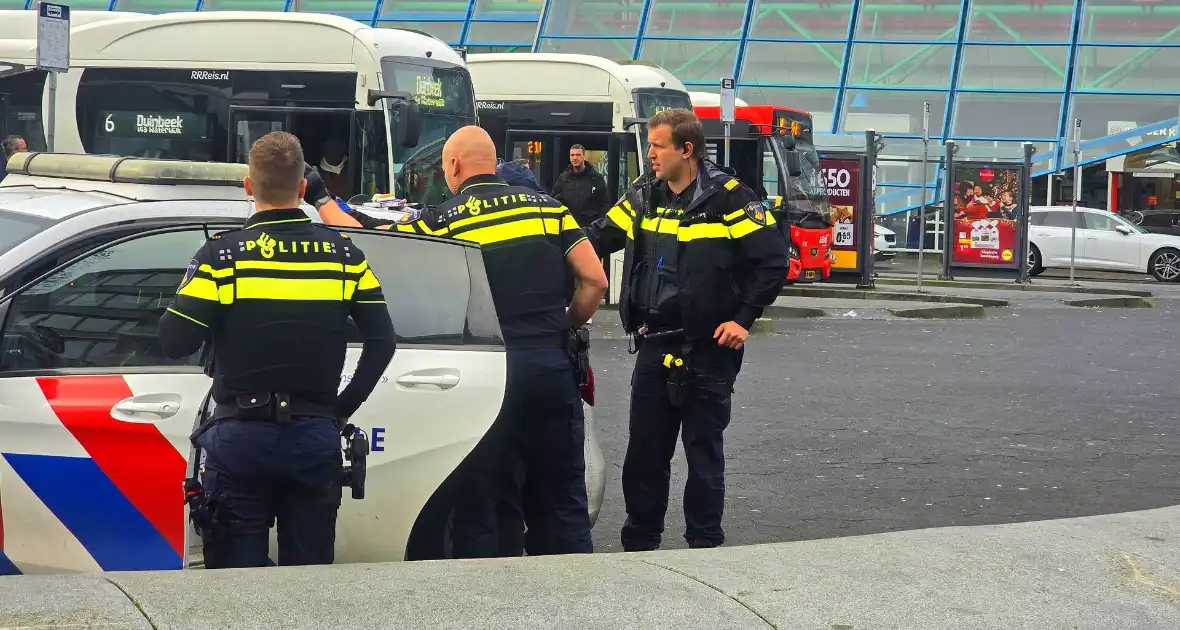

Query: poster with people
[950,164,1022,268]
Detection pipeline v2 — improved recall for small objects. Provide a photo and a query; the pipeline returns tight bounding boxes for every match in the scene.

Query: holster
[566,327,591,387]
[662,351,691,407]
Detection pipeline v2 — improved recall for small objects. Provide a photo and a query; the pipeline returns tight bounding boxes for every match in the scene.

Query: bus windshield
[381,58,477,206]
[772,134,831,223]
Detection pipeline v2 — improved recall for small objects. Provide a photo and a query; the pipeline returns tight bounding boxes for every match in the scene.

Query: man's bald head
[442,125,498,195]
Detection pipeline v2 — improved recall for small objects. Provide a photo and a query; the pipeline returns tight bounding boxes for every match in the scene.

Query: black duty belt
[505,334,568,350]
[213,392,335,423]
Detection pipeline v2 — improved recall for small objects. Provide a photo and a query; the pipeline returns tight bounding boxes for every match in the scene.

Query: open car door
[187,229,508,566]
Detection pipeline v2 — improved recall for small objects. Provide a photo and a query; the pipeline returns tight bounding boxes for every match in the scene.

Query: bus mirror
[623,117,646,129]
[779,135,796,151]
[393,100,421,148]
[783,151,803,178]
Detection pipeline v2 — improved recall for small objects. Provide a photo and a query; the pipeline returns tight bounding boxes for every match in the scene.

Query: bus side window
[0,70,49,152]
[358,110,390,197]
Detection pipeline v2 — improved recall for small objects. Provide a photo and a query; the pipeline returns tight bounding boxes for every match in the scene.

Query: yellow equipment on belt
[662,354,684,369]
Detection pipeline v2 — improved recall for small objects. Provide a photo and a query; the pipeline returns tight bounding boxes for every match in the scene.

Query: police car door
[328,229,507,564]
[0,226,224,575]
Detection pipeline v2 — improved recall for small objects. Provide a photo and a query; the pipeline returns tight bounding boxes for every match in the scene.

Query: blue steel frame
[20,0,1180,215]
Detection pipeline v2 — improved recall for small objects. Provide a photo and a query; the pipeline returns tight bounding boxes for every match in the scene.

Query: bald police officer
[159,131,396,568]
[318,126,608,558]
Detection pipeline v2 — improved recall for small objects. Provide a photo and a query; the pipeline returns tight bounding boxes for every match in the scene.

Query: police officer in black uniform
[159,131,396,568]
[317,126,608,558]
[585,108,788,552]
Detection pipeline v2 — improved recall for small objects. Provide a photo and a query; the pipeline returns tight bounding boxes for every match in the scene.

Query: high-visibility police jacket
[585,160,789,340]
[158,208,396,419]
[390,174,587,349]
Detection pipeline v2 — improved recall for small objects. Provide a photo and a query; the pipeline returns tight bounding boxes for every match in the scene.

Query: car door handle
[395,372,460,390]
[111,395,182,423]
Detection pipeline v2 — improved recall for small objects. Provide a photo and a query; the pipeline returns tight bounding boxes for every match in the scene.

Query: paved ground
[875,252,1160,284]
[585,294,1180,552]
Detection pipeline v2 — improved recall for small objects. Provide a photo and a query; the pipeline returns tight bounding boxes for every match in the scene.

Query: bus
[693,102,833,283]
[0,11,476,207]
[465,53,692,200]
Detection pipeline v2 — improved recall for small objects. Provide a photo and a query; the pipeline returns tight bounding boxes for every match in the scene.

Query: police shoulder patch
[744,201,767,226]
[179,258,199,289]
[724,178,740,191]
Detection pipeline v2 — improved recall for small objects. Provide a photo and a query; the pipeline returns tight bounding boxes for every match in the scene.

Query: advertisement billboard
[949,164,1023,269]
[821,157,860,271]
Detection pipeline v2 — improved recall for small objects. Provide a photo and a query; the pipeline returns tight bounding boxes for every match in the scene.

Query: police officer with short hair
[159,130,396,568]
[585,108,788,552]
[318,126,608,558]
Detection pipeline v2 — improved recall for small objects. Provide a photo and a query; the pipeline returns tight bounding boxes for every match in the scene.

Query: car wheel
[1027,244,1044,276]
[1149,247,1180,282]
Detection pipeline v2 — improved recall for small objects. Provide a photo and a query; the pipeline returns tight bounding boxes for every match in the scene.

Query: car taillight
[580,363,595,406]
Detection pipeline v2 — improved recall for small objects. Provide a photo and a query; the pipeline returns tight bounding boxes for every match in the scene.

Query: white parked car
[873,223,897,259]
[1027,205,1180,282]
[0,153,605,575]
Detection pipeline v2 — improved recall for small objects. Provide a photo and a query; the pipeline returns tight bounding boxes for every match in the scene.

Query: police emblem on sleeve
[744,201,767,226]
[179,258,199,289]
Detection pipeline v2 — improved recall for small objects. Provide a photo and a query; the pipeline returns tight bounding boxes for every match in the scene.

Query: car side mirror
[1115,224,1132,235]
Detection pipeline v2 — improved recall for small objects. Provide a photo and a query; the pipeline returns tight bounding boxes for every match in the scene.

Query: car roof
[1029,205,1106,213]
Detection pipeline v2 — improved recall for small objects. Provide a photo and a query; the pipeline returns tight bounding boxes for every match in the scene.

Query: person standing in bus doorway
[1,135,28,183]
[317,137,353,201]
[553,145,610,229]
[316,126,608,558]
[584,108,788,552]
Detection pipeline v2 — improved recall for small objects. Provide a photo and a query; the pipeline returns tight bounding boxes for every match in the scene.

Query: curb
[888,303,987,319]
[596,304,827,322]
[872,276,1154,298]
[1061,296,1152,309]
[780,286,1009,308]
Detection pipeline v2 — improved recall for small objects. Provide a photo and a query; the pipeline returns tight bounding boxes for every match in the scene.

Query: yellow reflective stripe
[606,205,633,237]
[449,206,563,231]
[724,209,746,222]
[565,235,588,255]
[639,216,680,235]
[729,217,769,238]
[236,260,343,272]
[357,269,380,291]
[457,217,560,246]
[198,264,234,278]
[166,307,208,328]
[344,280,357,300]
[235,277,346,301]
[395,220,443,236]
[345,260,369,275]
[679,223,731,241]
[178,277,219,301]
[249,218,312,227]
[394,223,419,234]
[560,214,581,231]
[621,199,633,212]
[218,284,234,304]
[724,178,740,191]
[355,300,387,304]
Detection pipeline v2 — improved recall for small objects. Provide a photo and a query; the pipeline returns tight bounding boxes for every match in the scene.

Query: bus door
[228,105,358,195]
[0,93,7,143]
[504,130,560,191]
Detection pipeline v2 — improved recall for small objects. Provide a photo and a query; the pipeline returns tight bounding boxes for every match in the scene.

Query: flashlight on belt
[663,353,688,406]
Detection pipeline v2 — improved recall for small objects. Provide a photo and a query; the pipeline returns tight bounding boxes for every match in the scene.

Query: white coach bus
[465,53,691,198]
[0,11,475,207]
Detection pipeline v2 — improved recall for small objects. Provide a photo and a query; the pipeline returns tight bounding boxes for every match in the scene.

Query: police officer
[318,126,608,558]
[585,108,788,552]
[158,131,396,568]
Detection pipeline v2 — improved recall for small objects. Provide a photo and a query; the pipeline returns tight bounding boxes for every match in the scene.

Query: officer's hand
[713,321,748,350]
[303,163,331,206]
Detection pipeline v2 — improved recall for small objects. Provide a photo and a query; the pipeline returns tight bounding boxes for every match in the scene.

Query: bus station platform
[3,504,1178,630]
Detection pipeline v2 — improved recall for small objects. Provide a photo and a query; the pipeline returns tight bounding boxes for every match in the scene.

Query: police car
[0,153,605,575]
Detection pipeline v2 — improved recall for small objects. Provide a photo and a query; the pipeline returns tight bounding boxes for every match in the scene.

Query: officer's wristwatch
[313,195,333,210]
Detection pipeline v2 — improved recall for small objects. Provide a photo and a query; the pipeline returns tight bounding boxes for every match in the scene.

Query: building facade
[4,0,1179,216]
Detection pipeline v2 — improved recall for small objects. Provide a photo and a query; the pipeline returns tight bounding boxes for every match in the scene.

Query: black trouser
[451,347,593,557]
[196,415,343,568]
[620,336,743,551]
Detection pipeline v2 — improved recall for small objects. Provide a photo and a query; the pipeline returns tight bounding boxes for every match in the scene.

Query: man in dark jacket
[552,145,609,228]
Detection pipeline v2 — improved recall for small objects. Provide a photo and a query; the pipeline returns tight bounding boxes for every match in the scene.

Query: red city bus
[694,104,833,283]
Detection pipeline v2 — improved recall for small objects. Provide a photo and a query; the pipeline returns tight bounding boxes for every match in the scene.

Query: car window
[342,231,503,347]
[1041,212,1078,228]
[0,210,53,257]
[1029,212,1047,226]
[0,229,210,373]
[1082,213,1117,231]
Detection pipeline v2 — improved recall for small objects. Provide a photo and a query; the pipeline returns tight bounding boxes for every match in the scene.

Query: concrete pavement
[2,505,1177,629]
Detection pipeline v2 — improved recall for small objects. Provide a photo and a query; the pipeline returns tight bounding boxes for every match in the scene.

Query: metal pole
[940,140,956,280]
[1017,142,1034,284]
[857,128,877,289]
[916,101,930,290]
[1068,118,1081,284]
[46,70,57,152]
[723,122,731,168]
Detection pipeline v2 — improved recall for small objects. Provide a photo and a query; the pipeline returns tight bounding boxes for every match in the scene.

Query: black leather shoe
[687,539,720,549]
